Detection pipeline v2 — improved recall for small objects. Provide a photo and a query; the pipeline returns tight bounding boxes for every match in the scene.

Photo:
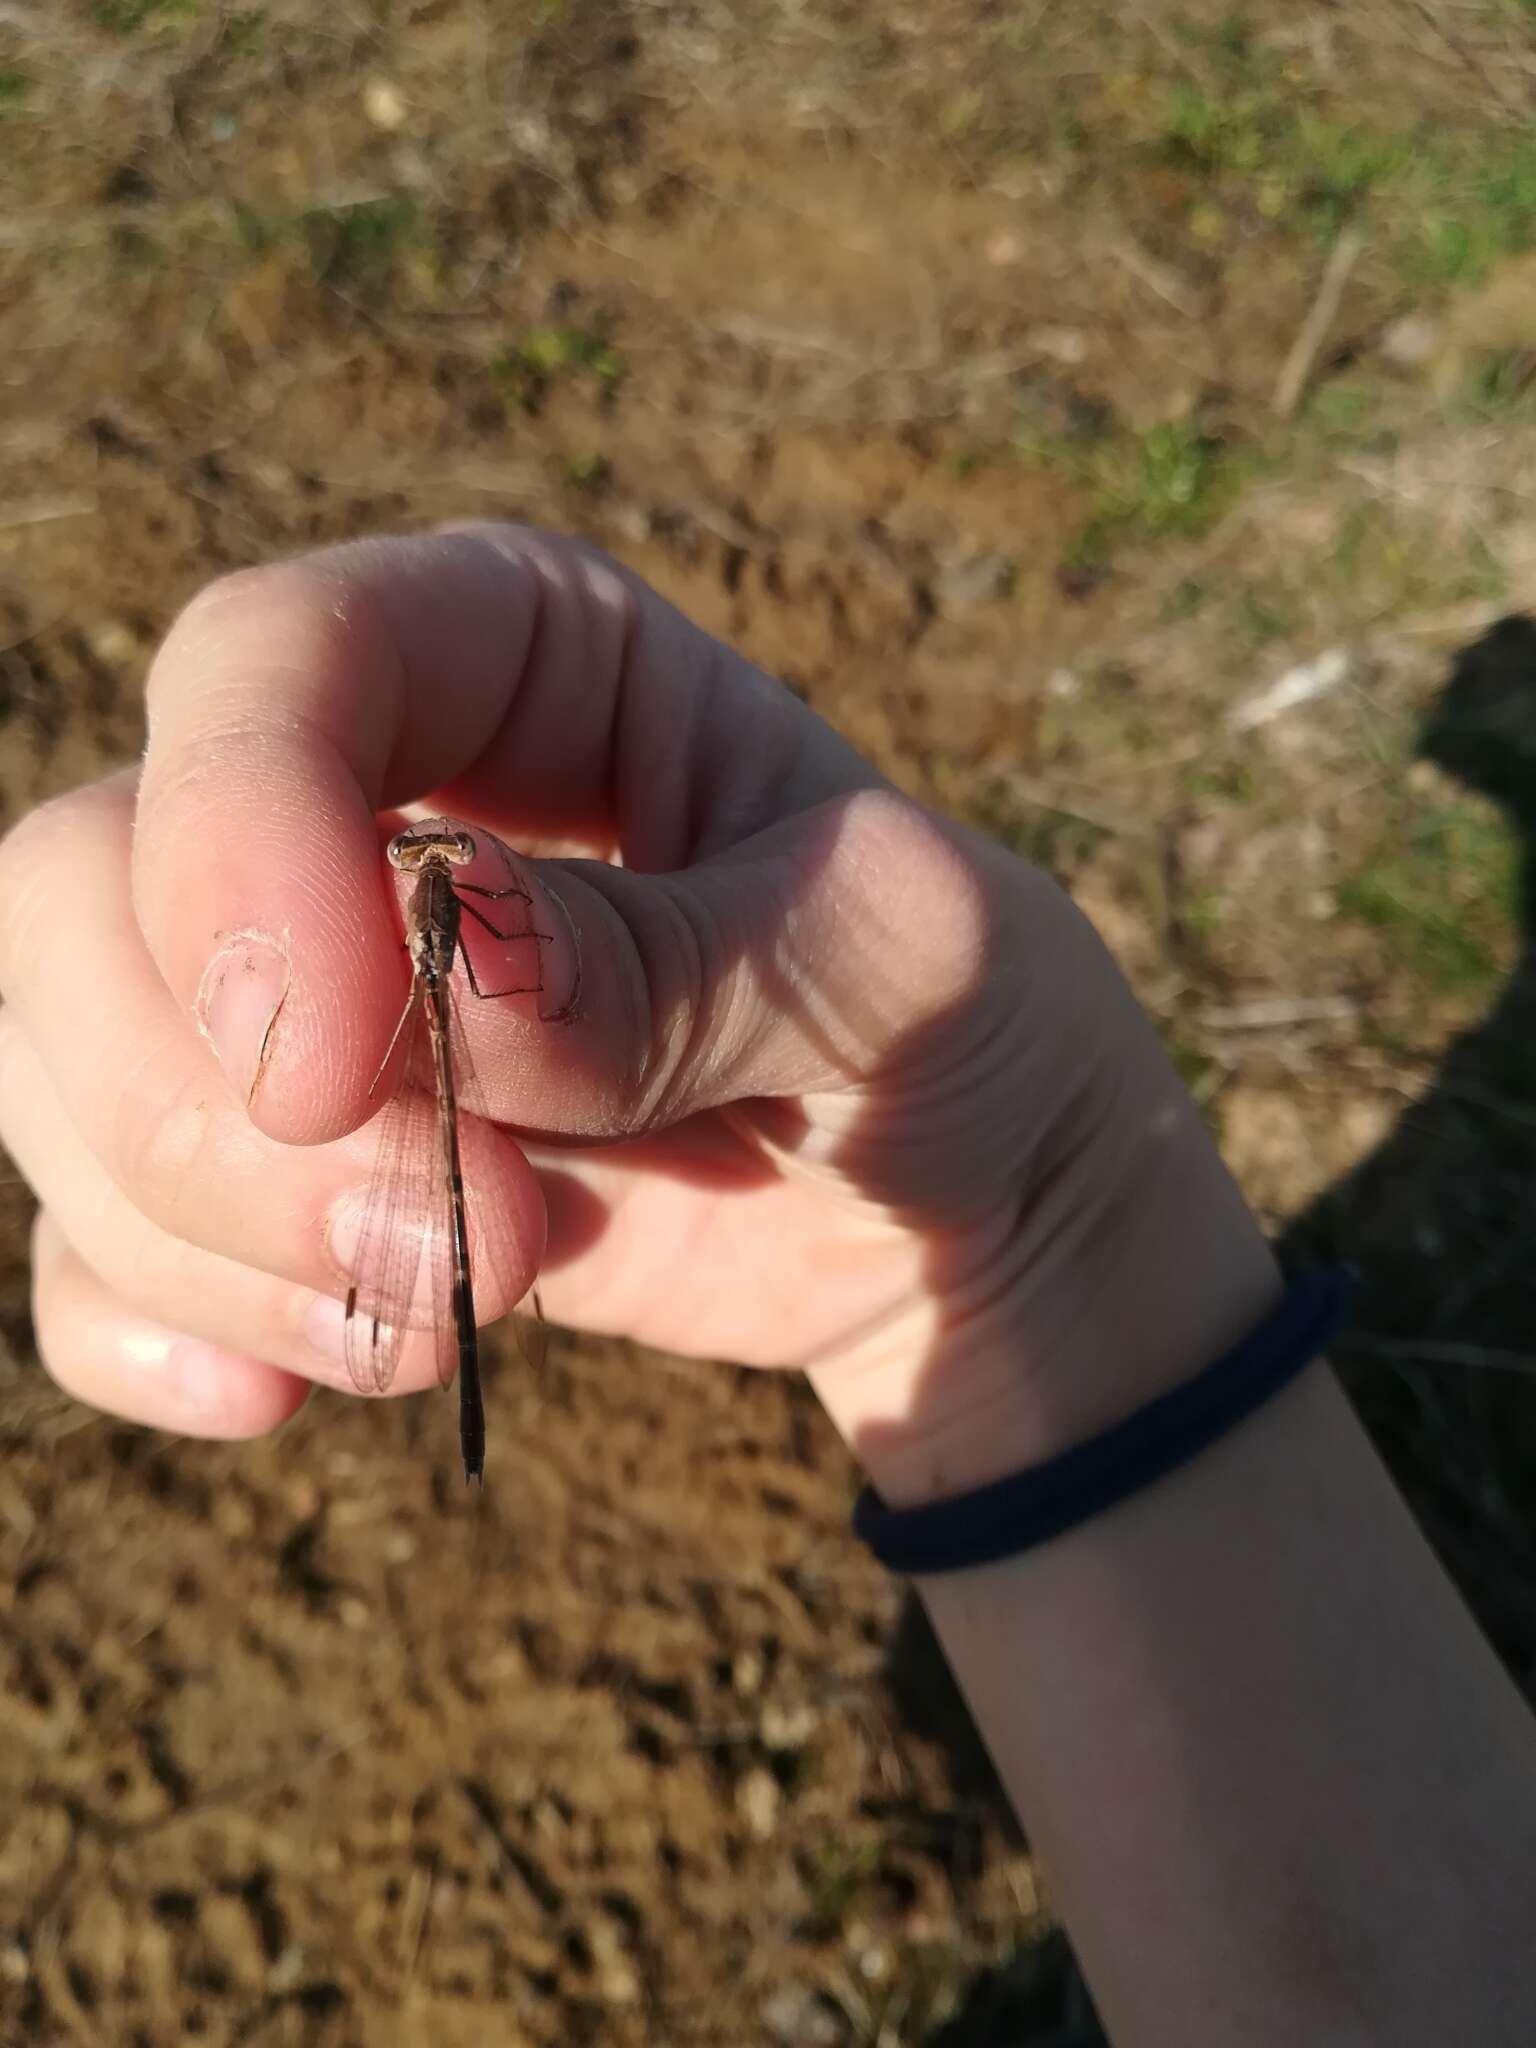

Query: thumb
[479,787,996,1154]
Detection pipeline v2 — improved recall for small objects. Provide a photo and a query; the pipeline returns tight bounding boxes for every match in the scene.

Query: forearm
[917,1361,1536,2045]
[816,1148,1536,2044]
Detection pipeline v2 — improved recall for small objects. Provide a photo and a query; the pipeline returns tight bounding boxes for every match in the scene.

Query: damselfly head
[387,821,477,872]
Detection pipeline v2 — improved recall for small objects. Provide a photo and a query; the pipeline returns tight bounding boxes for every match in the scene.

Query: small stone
[213,1493,256,1539]
[600,1959,641,2004]
[339,1597,371,1631]
[363,79,407,131]
[590,1921,641,2005]
[732,1650,764,1697]
[1031,325,1087,366]
[934,552,1016,608]
[761,1982,846,2047]
[985,229,1025,266]
[508,111,555,158]
[87,621,138,666]
[1188,201,1227,244]
[760,1701,817,1750]
[1381,313,1441,371]
[266,1945,306,1995]
[735,1766,780,1839]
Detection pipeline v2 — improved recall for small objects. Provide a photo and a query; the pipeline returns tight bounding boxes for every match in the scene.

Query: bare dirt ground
[6,3,1536,2042]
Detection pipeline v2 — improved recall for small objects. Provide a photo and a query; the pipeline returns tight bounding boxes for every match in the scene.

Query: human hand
[0,528,1277,1500]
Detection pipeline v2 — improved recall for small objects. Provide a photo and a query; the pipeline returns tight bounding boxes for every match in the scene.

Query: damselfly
[343,818,558,1482]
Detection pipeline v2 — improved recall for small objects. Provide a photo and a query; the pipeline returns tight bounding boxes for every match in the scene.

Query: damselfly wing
[342,819,550,1481]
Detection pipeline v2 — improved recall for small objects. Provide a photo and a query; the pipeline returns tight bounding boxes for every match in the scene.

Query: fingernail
[533,875,582,1023]
[119,1322,175,1370]
[325,1191,367,1278]
[120,1321,228,1421]
[323,1190,432,1312]
[301,1290,350,1368]
[197,934,290,1107]
[321,1187,434,1294]
[168,1337,235,1418]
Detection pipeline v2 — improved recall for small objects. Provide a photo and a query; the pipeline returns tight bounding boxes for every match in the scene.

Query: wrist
[812,1107,1281,1509]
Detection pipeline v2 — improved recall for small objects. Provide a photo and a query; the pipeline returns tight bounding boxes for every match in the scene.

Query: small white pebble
[266,1946,307,1995]
[1031,326,1088,365]
[760,1702,817,1750]
[363,79,407,131]
[1380,313,1441,370]
[736,1767,780,1839]
[732,1650,764,1697]
[87,621,138,665]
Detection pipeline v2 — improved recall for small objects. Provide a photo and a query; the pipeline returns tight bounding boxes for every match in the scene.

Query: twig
[1196,996,1359,1032]
[984,769,1144,840]
[0,494,97,532]
[397,1856,435,1979]
[1349,1334,1536,1378]
[1228,646,1354,731]
[1098,227,1207,318]
[1273,228,1364,419]
[1428,1078,1536,1134]
[1128,1,1217,88]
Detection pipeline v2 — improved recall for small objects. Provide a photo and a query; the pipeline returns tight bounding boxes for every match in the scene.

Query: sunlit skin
[0,527,1276,1489]
[2,529,1534,2046]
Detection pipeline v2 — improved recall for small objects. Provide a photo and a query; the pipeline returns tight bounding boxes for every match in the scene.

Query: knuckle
[0,783,93,893]
[151,567,287,693]
[160,561,301,644]
[28,1213,89,1397]
[836,786,991,1002]
[0,1009,37,1148]
[148,559,362,716]
[0,780,131,1001]
[83,1201,199,1330]
[627,885,715,1130]
[110,1054,224,1241]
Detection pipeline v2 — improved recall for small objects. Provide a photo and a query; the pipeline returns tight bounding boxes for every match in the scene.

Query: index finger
[132,526,873,1146]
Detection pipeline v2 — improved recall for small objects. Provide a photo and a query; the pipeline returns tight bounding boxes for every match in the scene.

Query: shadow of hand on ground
[1284,612,1536,1681]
